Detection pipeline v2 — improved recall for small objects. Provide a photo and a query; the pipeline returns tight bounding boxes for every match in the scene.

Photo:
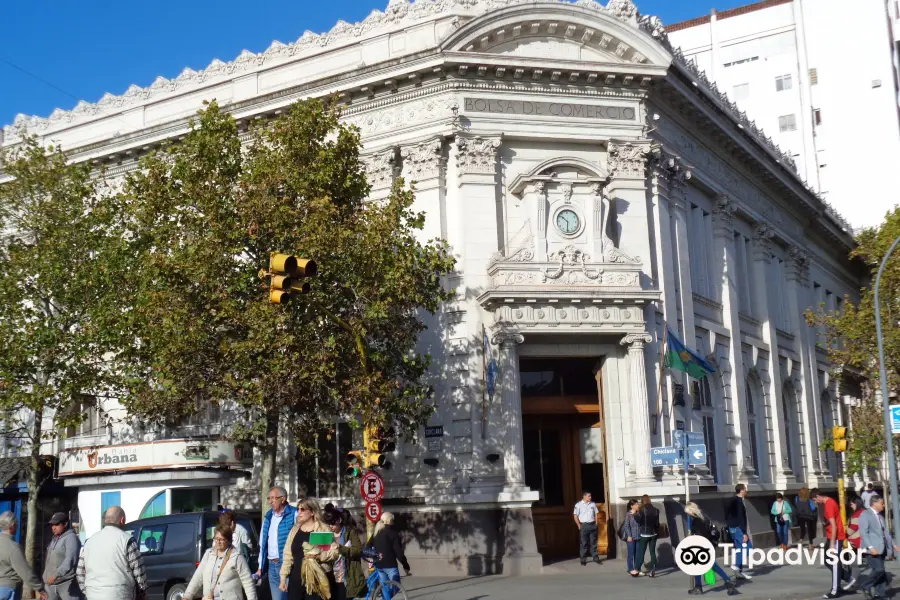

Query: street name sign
[651,446,682,467]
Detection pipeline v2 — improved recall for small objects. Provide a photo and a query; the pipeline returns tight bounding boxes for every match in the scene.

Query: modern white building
[667,0,900,230]
[1,0,870,576]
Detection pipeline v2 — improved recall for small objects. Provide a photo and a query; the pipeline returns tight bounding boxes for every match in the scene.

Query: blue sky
[0,0,746,127]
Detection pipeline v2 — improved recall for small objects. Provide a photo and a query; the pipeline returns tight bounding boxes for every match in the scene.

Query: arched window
[692,376,718,482]
[140,491,166,519]
[745,381,760,475]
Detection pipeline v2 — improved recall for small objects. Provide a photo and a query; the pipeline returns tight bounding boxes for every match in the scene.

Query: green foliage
[0,136,121,443]
[109,98,455,457]
[806,206,900,478]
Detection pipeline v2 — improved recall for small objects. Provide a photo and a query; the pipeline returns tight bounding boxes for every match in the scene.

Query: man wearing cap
[43,513,81,600]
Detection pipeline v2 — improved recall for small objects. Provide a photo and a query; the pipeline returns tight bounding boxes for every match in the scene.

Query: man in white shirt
[861,484,875,509]
[573,491,602,566]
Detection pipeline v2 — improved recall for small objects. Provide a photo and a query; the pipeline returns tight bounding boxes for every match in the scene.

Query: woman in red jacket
[842,496,865,592]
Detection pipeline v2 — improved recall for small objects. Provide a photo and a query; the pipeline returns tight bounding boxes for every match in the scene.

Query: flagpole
[655,326,669,443]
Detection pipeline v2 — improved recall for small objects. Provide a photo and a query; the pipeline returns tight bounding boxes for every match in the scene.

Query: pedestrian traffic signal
[833,426,848,452]
[268,253,317,304]
[345,450,365,477]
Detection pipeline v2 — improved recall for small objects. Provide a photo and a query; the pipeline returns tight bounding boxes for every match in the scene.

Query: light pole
[875,233,900,541]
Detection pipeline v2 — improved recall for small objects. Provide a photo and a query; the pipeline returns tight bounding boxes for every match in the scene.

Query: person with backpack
[619,499,642,577]
[795,487,818,549]
[771,493,793,550]
[685,503,737,596]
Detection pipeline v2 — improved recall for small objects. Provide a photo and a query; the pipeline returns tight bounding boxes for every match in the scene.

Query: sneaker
[688,588,703,595]
[580,559,586,566]
[726,581,738,596]
[841,578,856,591]
[823,592,840,599]
[734,571,751,580]
[593,557,602,565]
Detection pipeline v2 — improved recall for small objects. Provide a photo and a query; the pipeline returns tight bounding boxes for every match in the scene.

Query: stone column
[749,223,792,484]
[492,328,526,490]
[712,195,753,482]
[621,332,656,483]
[669,169,699,435]
[785,246,822,484]
[606,139,653,269]
[590,182,604,260]
[532,180,548,261]
[361,147,397,202]
[400,137,445,242]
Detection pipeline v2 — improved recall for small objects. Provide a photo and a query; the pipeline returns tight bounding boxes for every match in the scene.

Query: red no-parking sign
[360,471,385,501]
[365,500,383,523]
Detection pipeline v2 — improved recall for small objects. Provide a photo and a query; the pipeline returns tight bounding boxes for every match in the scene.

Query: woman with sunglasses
[184,524,257,600]
[279,498,339,600]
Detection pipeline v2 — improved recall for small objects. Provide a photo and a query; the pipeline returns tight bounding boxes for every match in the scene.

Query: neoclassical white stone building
[1,0,867,575]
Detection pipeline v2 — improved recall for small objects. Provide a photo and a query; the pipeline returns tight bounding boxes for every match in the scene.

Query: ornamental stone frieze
[490,302,648,332]
[455,135,501,176]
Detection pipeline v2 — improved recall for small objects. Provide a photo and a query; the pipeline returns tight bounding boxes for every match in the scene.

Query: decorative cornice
[455,135,501,176]
[401,137,445,181]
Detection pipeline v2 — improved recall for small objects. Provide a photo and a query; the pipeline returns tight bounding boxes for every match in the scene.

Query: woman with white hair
[684,503,736,596]
[367,513,410,600]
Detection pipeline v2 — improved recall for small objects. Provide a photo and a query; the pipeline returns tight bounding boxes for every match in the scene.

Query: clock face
[556,209,580,234]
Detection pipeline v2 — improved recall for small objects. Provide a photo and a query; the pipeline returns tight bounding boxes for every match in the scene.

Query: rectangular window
[137,525,166,555]
[814,109,822,125]
[100,491,121,526]
[297,422,355,499]
[775,74,793,91]
[778,114,797,132]
[65,396,100,439]
[809,68,818,85]
[733,83,750,102]
[723,56,759,68]
[702,415,718,482]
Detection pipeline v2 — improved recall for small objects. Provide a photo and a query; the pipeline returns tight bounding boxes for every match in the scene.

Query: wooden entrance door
[520,357,609,559]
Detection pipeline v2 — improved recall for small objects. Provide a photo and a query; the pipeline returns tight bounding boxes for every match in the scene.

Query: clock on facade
[555,209,580,235]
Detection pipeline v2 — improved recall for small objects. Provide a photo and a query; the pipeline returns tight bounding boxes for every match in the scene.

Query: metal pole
[875,233,900,542]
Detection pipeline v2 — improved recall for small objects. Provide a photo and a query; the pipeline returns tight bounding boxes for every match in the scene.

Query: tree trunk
[260,409,279,520]
[24,409,44,598]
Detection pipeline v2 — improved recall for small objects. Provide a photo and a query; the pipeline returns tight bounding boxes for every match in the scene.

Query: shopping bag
[704,568,717,586]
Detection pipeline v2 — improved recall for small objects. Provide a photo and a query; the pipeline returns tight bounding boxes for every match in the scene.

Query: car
[125,511,264,600]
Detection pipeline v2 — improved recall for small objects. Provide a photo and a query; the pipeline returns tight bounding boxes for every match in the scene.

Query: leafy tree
[110,99,455,511]
[0,138,120,571]
[806,206,900,479]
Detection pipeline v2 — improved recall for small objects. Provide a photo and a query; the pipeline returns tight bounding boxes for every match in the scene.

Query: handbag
[704,568,717,586]
[617,519,628,542]
[656,523,670,538]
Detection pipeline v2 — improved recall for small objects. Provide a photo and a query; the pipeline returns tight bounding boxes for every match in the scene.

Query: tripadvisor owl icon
[675,535,717,576]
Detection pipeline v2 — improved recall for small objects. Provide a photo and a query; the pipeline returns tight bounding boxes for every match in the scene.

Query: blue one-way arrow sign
[651,446,682,467]
[688,444,707,465]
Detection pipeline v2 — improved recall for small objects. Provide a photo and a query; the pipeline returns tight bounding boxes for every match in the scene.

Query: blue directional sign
[673,430,704,449]
[651,446,683,467]
[891,406,900,434]
[687,444,708,465]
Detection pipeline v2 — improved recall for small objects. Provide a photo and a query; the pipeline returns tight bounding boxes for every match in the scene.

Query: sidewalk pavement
[400,558,900,600]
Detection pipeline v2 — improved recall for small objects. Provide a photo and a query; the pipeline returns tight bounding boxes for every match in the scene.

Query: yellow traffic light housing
[364,425,396,469]
[833,425,848,453]
[345,450,365,477]
[268,253,317,304]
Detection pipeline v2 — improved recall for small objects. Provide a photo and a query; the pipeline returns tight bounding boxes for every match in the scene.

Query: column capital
[621,332,652,350]
[455,135,501,176]
[712,194,737,237]
[607,139,652,179]
[751,221,775,261]
[361,147,398,191]
[786,245,810,283]
[491,324,524,347]
[400,137,444,182]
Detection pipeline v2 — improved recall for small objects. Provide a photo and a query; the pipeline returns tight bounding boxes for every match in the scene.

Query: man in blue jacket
[256,487,297,600]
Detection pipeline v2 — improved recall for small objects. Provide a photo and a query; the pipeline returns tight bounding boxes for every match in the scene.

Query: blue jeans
[0,586,17,600]
[775,520,790,545]
[694,561,730,587]
[626,540,639,572]
[376,567,400,600]
[268,559,287,600]
[728,527,752,571]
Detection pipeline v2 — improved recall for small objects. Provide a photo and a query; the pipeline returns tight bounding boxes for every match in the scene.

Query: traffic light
[268,253,317,304]
[345,450,365,478]
[364,425,396,469]
[833,426,848,452]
